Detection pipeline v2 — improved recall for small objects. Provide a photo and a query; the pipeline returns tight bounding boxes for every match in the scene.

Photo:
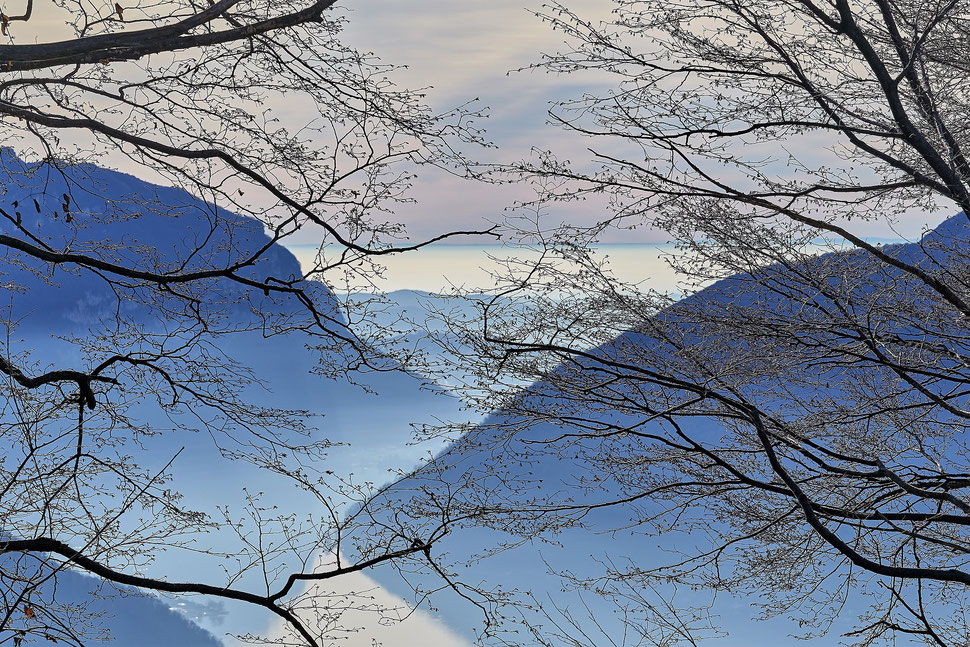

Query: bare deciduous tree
[0,1,492,645]
[386,0,970,644]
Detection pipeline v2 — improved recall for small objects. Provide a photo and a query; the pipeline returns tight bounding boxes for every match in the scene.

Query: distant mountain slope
[0,151,465,645]
[12,565,223,646]
[0,147,331,328]
[359,215,970,646]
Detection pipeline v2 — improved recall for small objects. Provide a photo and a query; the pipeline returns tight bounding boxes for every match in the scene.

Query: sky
[324,0,953,248]
[4,0,951,250]
[328,0,637,244]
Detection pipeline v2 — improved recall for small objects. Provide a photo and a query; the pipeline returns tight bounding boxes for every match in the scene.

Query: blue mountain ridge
[358,214,970,646]
[0,559,224,646]
[0,147,333,328]
[0,150,465,645]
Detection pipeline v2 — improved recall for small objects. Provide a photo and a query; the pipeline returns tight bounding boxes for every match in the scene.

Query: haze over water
[284,240,908,297]
[284,243,687,295]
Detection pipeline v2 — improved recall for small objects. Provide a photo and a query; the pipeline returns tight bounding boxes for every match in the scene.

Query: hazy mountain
[0,150,465,644]
[358,217,970,646]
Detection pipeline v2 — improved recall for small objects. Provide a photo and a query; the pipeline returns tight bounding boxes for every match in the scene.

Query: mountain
[0,150,466,645]
[0,148,325,327]
[358,217,970,646]
[2,564,224,646]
